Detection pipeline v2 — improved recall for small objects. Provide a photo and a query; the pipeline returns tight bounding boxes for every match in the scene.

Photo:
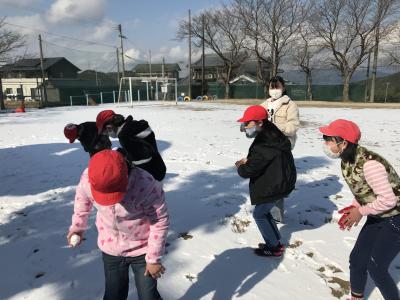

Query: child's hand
[144,263,165,279]
[341,207,362,231]
[67,231,84,247]
[235,158,247,168]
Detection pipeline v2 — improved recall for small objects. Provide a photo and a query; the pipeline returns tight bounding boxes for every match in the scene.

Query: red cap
[88,150,129,206]
[96,110,116,133]
[64,123,78,143]
[237,105,268,122]
[319,119,361,144]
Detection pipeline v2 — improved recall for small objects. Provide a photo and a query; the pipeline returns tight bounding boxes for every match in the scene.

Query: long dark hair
[268,76,287,96]
[323,135,358,164]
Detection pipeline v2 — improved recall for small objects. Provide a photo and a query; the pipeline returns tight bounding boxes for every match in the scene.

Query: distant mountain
[282,67,396,85]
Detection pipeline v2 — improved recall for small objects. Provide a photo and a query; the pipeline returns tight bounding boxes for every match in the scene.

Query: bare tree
[0,18,25,110]
[177,6,248,99]
[232,0,270,90]
[292,24,323,100]
[312,0,398,101]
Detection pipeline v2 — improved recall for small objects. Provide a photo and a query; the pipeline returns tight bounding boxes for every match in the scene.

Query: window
[207,74,213,79]
[5,88,13,95]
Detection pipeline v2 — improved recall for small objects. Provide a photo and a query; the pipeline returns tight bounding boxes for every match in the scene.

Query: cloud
[91,19,117,41]
[47,0,106,24]
[125,48,141,61]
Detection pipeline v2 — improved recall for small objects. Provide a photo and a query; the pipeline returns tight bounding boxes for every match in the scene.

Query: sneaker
[254,245,284,257]
[258,242,285,252]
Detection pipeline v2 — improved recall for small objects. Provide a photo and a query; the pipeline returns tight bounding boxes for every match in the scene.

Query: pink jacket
[69,167,169,264]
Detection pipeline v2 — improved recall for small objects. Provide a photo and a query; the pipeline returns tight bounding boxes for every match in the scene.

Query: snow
[0,102,399,300]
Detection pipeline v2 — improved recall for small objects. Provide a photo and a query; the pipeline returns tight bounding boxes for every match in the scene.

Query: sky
[0,0,224,72]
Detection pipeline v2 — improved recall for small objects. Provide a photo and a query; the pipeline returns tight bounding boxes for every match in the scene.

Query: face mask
[269,89,283,100]
[323,143,341,159]
[245,126,258,138]
[106,127,118,138]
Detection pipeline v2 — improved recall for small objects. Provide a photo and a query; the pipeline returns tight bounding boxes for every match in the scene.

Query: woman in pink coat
[67,150,169,300]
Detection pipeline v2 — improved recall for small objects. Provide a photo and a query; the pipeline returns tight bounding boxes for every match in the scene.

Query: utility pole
[188,9,192,100]
[364,51,371,102]
[370,0,382,103]
[0,76,4,110]
[201,13,205,96]
[118,24,126,78]
[162,56,165,79]
[148,50,152,78]
[38,34,48,107]
[116,47,120,84]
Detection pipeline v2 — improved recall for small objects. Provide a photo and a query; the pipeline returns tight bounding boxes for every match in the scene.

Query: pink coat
[69,167,169,264]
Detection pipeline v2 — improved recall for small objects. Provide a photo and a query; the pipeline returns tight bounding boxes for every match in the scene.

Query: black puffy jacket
[117,116,166,181]
[237,129,296,205]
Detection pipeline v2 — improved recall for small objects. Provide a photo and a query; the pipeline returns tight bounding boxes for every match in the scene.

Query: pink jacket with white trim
[69,167,169,264]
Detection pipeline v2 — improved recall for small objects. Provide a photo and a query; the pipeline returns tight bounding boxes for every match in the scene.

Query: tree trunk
[224,82,230,99]
[342,75,351,102]
[306,71,313,101]
[0,77,4,110]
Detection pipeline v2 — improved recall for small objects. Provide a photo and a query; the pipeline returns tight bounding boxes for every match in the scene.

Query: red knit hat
[88,150,128,206]
[319,119,361,144]
[237,105,268,122]
[64,123,78,143]
[96,110,116,134]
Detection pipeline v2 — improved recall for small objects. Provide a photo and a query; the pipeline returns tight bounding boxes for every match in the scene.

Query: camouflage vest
[341,146,400,218]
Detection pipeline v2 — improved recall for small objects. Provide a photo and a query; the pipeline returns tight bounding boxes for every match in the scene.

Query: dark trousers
[349,215,400,300]
[102,252,162,300]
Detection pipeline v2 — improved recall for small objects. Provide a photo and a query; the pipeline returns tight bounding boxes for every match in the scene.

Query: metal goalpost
[117,76,178,107]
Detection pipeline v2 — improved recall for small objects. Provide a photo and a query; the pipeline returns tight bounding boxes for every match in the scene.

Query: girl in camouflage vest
[319,119,400,300]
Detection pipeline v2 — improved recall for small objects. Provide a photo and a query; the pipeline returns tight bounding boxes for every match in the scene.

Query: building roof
[133,63,181,73]
[0,57,80,73]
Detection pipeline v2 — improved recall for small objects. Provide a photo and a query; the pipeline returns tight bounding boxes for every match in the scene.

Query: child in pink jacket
[67,150,169,300]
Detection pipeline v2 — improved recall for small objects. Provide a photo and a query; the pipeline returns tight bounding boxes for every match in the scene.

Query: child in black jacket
[96,110,166,181]
[236,105,296,257]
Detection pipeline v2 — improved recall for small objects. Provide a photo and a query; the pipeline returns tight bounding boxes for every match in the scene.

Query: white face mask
[323,143,341,159]
[106,127,118,138]
[245,126,258,138]
[269,89,283,100]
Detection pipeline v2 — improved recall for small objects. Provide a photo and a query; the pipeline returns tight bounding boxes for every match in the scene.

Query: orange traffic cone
[15,101,25,113]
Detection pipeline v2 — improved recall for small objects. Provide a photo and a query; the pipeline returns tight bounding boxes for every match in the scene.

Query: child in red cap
[320,119,400,300]
[67,150,169,300]
[64,122,111,157]
[96,110,166,181]
[236,105,297,257]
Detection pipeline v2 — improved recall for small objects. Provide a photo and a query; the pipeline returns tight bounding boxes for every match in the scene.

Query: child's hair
[323,135,358,164]
[268,76,287,95]
[106,114,125,128]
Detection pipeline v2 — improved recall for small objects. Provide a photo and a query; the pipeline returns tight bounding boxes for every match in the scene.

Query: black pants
[349,215,400,300]
[102,252,162,300]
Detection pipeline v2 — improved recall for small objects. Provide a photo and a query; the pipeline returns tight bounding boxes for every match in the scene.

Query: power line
[4,22,116,48]
[42,40,115,54]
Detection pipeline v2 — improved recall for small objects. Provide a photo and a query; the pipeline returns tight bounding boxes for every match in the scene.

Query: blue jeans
[253,202,281,248]
[350,215,400,300]
[102,252,162,300]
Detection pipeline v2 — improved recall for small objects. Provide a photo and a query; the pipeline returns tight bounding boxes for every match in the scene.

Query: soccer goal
[117,77,178,106]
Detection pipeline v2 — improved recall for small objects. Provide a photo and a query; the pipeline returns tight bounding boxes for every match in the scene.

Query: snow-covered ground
[0,102,399,300]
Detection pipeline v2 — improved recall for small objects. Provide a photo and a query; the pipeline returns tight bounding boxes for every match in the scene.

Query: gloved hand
[338,205,355,230]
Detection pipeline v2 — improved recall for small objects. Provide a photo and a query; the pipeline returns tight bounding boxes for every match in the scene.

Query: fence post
[70,96,73,106]
[138,90,140,101]
[100,92,103,104]
[86,94,89,106]
[113,91,116,103]
[124,91,128,103]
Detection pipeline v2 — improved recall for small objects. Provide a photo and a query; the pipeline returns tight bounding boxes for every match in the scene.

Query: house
[132,63,181,81]
[0,57,80,102]
[191,53,272,83]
